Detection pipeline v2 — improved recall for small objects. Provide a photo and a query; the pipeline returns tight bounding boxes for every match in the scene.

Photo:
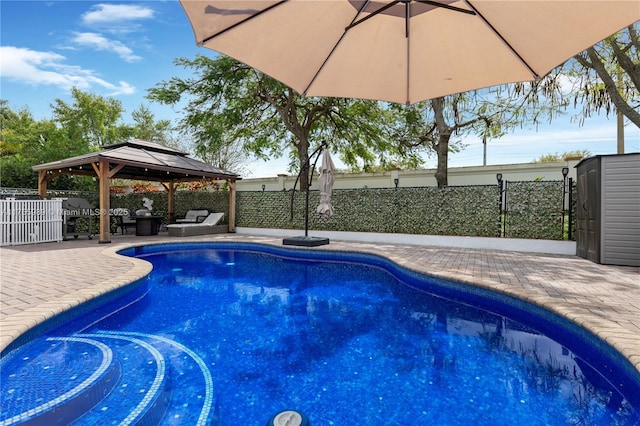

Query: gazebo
[32,139,241,244]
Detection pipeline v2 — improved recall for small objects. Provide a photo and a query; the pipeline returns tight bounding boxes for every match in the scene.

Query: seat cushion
[176,209,209,223]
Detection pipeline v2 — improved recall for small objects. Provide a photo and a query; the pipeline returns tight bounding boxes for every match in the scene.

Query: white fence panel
[0,199,63,246]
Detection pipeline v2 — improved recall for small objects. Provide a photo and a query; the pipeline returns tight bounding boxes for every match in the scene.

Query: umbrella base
[283,236,330,247]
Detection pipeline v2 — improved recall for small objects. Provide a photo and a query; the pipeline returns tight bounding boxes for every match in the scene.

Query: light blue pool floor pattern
[1,246,638,425]
[0,331,212,425]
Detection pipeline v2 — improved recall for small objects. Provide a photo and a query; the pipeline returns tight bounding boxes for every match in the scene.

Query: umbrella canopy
[316,149,335,219]
[179,0,639,105]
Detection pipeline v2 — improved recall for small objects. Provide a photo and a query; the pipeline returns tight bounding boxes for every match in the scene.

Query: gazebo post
[167,181,176,224]
[98,160,111,244]
[37,171,48,198]
[228,179,236,233]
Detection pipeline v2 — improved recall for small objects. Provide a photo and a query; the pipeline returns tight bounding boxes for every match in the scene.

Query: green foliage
[236,182,569,241]
[30,180,571,241]
[389,78,571,187]
[50,87,128,148]
[111,192,169,223]
[0,156,38,188]
[0,100,95,189]
[567,24,640,127]
[237,186,498,237]
[0,91,177,191]
[130,105,178,147]
[383,22,640,187]
[110,190,230,225]
[504,181,564,240]
[534,150,591,163]
[146,55,402,188]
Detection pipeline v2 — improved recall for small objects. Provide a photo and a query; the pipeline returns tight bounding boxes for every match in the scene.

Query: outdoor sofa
[167,212,226,237]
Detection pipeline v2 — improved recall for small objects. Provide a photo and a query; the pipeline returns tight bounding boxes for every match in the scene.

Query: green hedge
[504,181,564,240]
[110,191,230,225]
[236,186,498,237]
[37,180,571,240]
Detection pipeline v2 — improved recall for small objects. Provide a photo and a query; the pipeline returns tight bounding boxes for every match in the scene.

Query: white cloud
[71,4,155,63]
[81,3,155,26]
[71,32,142,62]
[0,46,136,96]
[553,73,583,96]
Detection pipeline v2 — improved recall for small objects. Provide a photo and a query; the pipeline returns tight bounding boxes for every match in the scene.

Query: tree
[181,112,251,175]
[569,24,640,127]
[1,95,174,190]
[50,87,129,149]
[390,75,569,187]
[147,55,415,188]
[0,101,94,189]
[1,101,34,158]
[534,150,591,163]
[389,25,639,188]
[130,105,179,147]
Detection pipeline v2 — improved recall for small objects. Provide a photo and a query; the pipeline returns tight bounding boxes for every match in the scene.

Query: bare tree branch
[577,47,640,127]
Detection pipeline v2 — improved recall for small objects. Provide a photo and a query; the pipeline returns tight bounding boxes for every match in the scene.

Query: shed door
[576,164,600,263]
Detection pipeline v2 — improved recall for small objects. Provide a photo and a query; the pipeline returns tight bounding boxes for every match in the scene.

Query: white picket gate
[0,199,63,246]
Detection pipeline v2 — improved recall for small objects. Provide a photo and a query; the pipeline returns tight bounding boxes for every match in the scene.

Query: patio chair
[167,212,226,237]
[114,213,137,235]
[175,209,209,223]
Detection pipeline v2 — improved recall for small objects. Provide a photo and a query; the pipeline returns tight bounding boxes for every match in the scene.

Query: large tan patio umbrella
[179,0,639,105]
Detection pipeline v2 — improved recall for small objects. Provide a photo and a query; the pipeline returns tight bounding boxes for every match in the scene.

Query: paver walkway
[1,233,638,375]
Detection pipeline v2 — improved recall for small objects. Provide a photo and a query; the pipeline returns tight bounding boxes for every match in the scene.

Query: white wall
[236,227,577,255]
[237,160,579,192]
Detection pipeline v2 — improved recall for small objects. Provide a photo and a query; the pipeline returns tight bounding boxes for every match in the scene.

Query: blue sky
[1,1,638,178]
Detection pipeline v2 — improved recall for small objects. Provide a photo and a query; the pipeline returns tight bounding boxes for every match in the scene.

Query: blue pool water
[1,242,639,425]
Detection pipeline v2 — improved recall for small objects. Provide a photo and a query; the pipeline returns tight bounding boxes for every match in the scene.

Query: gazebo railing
[0,199,63,246]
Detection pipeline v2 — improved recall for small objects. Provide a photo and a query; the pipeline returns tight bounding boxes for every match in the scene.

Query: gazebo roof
[32,139,240,182]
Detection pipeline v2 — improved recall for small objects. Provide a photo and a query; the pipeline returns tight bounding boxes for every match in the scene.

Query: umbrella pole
[284,142,329,246]
[303,144,325,236]
[304,173,310,237]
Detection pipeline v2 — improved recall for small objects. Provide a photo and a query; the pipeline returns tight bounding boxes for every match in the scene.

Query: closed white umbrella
[179,0,639,105]
[316,149,335,219]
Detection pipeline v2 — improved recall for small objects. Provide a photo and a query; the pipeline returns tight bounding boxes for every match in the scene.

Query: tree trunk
[434,134,450,188]
[297,139,310,190]
[431,97,452,188]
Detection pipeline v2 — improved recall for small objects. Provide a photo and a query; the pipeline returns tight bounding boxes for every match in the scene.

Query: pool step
[0,335,170,425]
[0,337,120,426]
[71,333,172,425]
[0,332,215,425]
[92,331,217,425]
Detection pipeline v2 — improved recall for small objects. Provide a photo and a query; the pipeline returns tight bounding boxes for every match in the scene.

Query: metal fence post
[561,167,569,240]
[496,174,503,237]
[502,180,508,237]
[567,177,573,240]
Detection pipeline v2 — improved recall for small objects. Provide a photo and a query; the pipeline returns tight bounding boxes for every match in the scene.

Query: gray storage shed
[575,153,640,266]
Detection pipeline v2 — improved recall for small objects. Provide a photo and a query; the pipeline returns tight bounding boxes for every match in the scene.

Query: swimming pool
[1,242,639,425]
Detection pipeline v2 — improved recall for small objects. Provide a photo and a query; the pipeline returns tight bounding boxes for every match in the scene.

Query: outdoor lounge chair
[175,209,209,223]
[167,212,226,237]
